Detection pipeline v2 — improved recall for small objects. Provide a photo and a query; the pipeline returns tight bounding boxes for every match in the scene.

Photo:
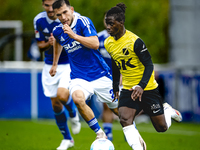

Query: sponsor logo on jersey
[63,41,82,53]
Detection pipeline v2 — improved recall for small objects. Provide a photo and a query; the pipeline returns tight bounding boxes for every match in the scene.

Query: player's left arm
[134,38,154,89]
[130,38,153,101]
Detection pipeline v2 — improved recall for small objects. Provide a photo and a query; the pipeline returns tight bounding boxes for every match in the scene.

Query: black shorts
[118,88,164,116]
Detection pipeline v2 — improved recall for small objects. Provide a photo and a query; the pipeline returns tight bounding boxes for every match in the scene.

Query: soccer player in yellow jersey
[104,3,182,150]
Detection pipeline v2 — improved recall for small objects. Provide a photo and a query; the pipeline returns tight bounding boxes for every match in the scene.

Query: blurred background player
[33,0,81,149]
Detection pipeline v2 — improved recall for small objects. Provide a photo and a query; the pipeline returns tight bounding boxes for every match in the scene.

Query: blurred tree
[0,0,169,63]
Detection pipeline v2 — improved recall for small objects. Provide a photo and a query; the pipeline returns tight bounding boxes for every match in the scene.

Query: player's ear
[42,2,45,9]
[119,20,124,26]
[70,6,74,13]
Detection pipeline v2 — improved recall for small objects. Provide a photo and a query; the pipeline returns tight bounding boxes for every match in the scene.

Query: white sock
[123,124,143,150]
[164,107,172,129]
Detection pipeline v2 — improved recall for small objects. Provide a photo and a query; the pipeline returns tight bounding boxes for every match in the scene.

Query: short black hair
[106,3,127,23]
[53,0,70,10]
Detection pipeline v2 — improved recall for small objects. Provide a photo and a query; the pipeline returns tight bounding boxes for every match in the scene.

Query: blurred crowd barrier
[0,61,200,122]
[155,64,200,122]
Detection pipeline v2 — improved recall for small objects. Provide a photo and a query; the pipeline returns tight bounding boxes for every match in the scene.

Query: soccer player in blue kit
[49,0,119,139]
[50,2,146,148]
[34,0,81,149]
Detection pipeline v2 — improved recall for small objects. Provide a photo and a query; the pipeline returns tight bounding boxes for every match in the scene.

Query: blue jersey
[33,11,69,65]
[97,29,112,74]
[53,13,111,81]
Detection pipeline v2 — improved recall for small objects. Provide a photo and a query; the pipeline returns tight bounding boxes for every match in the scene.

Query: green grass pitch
[0,120,200,150]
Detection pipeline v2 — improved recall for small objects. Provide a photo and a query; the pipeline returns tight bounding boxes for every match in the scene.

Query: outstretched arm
[49,39,63,77]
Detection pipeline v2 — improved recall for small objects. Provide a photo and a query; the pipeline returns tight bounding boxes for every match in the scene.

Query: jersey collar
[45,12,60,24]
[70,12,79,29]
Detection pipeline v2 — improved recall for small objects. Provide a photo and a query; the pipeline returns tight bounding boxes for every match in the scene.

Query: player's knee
[57,88,69,102]
[119,116,133,127]
[72,92,85,107]
[155,125,168,132]
[57,94,68,102]
[51,100,63,113]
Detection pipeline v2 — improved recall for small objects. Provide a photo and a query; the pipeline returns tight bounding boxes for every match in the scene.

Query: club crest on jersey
[60,36,65,42]
[72,28,77,34]
[122,44,132,56]
[122,48,129,55]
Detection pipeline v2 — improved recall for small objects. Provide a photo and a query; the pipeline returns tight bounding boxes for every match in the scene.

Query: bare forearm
[53,40,63,66]
[74,35,99,50]
[37,41,51,51]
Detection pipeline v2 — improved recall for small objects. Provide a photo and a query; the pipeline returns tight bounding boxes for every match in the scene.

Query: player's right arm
[111,58,120,101]
[34,15,54,52]
[36,33,54,51]
[49,39,63,77]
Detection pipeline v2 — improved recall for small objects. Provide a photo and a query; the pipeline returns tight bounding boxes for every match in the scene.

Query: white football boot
[163,102,182,122]
[70,112,81,134]
[57,139,74,150]
[96,129,107,139]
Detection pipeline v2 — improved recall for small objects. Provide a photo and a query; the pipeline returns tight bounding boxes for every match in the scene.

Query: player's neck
[114,27,126,40]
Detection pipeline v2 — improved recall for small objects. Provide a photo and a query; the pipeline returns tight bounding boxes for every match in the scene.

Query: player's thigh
[69,78,94,101]
[119,89,142,114]
[141,88,164,117]
[118,89,140,125]
[142,88,168,131]
[58,64,71,89]
[92,76,118,109]
[57,64,71,100]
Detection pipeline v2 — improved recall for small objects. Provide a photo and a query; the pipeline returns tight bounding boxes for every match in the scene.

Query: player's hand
[49,65,57,77]
[48,33,55,46]
[63,24,77,39]
[129,85,143,101]
[112,91,119,102]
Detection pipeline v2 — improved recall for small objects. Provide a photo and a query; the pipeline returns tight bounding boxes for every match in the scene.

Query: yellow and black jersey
[104,30,158,91]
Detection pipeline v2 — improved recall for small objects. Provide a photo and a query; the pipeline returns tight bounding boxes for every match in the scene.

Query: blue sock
[103,123,113,141]
[87,117,101,133]
[64,96,76,118]
[54,108,72,140]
